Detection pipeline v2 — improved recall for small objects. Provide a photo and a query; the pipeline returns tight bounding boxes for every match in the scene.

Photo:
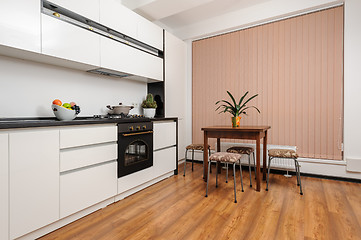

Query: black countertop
[0,117,178,130]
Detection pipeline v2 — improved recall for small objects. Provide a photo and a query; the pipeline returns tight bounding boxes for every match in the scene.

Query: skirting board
[183,142,361,180]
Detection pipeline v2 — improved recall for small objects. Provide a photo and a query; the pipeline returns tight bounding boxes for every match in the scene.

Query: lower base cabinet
[60,161,117,218]
[154,147,176,176]
[0,133,9,240]
[9,130,60,240]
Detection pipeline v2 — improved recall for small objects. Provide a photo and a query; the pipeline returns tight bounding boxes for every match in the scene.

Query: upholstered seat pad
[186,143,210,150]
[209,152,242,163]
[268,149,298,158]
[226,146,254,155]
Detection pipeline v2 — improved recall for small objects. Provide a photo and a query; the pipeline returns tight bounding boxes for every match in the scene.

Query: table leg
[217,138,221,173]
[256,134,261,192]
[263,130,268,180]
[203,132,209,181]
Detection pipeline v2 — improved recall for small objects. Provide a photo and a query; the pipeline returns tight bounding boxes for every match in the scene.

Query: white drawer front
[154,147,176,177]
[60,125,117,149]
[118,166,154,194]
[60,161,117,218]
[60,143,117,172]
[153,122,176,150]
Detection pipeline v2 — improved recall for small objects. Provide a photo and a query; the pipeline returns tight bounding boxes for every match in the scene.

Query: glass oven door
[118,130,153,178]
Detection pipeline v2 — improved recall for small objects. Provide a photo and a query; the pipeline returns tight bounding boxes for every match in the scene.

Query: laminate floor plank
[39,163,361,240]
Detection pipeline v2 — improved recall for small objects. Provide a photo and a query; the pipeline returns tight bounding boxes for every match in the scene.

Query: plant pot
[231,116,241,127]
[143,108,156,118]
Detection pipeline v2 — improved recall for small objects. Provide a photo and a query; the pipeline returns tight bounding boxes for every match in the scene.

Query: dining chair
[226,146,256,187]
[205,152,244,203]
[266,149,303,195]
[183,143,211,176]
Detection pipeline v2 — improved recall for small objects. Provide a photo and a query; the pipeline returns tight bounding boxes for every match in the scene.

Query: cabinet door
[154,147,176,177]
[50,0,99,22]
[153,121,176,150]
[60,161,117,218]
[100,0,137,39]
[9,129,59,240]
[0,0,40,53]
[101,37,163,81]
[42,14,100,67]
[0,133,9,240]
[165,31,186,118]
[137,16,163,50]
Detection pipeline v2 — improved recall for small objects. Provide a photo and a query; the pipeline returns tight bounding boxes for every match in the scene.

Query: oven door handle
[122,130,153,137]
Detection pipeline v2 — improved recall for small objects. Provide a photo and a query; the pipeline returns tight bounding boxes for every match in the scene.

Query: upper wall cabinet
[137,17,163,51]
[0,0,41,53]
[49,0,99,22]
[100,0,163,51]
[41,14,100,67]
[100,0,138,40]
[100,37,163,81]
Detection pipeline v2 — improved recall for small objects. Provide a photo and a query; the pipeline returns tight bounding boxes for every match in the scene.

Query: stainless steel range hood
[87,68,159,82]
[87,68,133,78]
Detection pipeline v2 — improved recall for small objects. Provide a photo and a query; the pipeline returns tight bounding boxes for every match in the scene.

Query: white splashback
[0,55,146,117]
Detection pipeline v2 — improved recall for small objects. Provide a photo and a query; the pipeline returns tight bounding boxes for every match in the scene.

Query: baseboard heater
[41,0,164,59]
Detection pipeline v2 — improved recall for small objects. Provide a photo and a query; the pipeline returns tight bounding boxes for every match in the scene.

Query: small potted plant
[215,91,260,127]
[142,93,157,118]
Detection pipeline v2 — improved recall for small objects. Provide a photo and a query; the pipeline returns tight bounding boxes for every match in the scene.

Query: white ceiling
[121,0,271,34]
[121,0,343,40]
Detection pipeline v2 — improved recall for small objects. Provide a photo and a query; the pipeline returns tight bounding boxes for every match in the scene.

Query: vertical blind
[192,6,343,160]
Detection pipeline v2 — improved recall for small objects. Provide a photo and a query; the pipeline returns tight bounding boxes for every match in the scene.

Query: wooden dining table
[202,125,271,192]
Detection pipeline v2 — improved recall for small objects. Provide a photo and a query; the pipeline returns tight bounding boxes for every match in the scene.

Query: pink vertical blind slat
[192,6,344,160]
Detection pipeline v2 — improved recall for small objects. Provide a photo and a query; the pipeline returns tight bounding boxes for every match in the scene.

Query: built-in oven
[117,121,153,177]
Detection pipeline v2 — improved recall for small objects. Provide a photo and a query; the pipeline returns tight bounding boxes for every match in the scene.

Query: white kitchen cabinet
[0,0,40,53]
[165,31,187,159]
[153,121,176,150]
[100,0,137,39]
[9,129,59,240]
[154,146,176,177]
[49,0,99,22]
[100,37,163,81]
[41,14,100,67]
[60,161,117,218]
[60,143,117,172]
[137,17,163,50]
[59,124,118,218]
[60,124,117,149]
[118,165,154,194]
[0,133,9,240]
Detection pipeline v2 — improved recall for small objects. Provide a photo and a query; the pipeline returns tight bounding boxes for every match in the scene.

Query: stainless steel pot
[106,103,134,115]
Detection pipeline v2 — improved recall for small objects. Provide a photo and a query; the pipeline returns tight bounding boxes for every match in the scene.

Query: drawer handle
[122,131,153,137]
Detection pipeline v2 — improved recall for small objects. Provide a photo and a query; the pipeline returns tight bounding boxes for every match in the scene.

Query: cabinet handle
[122,131,153,137]
[53,12,60,18]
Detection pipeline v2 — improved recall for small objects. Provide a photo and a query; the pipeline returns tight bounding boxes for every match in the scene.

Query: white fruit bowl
[52,104,77,121]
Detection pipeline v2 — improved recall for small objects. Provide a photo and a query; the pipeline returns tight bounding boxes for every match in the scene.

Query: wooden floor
[40,163,361,240]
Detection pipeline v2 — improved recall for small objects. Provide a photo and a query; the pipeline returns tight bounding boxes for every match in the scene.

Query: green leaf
[240,94,258,110]
[238,91,249,106]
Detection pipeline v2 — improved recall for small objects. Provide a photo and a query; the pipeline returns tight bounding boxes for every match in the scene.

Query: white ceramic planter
[143,108,156,118]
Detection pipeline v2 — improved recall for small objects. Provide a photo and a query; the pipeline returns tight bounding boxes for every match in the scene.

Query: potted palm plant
[215,91,260,127]
[142,93,157,118]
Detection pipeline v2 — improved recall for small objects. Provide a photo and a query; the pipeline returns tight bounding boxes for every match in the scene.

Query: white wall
[0,55,146,118]
[344,0,361,172]
[182,0,361,179]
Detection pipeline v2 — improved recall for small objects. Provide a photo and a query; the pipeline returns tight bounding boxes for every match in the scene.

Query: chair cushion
[268,149,298,158]
[186,143,210,150]
[226,146,254,155]
[209,152,242,163]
